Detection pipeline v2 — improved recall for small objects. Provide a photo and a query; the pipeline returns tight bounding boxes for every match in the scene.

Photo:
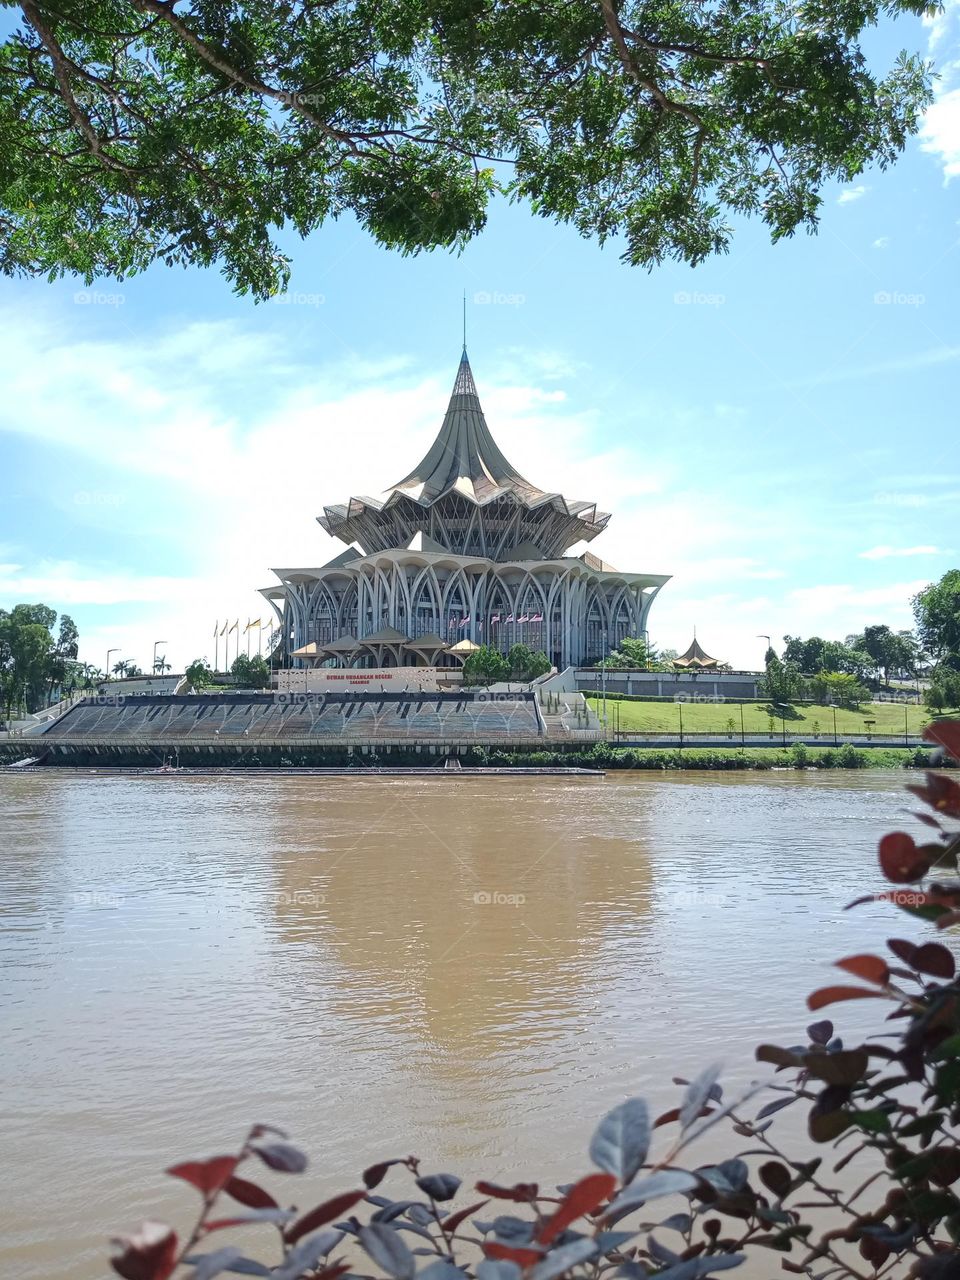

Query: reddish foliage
[908,771,960,818]
[537,1173,616,1245]
[223,1175,278,1210]
[835,954,889,985]
[924,721,960,763]
[878,832,931,884]
[363,1160,402,1190]
[482,1242,545,1267]
[166,1156,238,1199]
[654,1105,714,1127]
[807,985,888,1011]
[441,1200,490,1235]
[913,943,957,979]
[110,1221,178,1280]
[286,1189,368,1244]
[475,1180,539,1202]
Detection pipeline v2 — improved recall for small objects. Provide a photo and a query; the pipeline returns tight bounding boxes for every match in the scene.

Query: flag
[491,614,501,623]
[460,616,470,628]
[506,614,514,623]
[245,618,261,631]
[219,621,228,636]
[213,620,219,639]
[530,613,543,622]
[518,615,529,624]
[229,619,239,633]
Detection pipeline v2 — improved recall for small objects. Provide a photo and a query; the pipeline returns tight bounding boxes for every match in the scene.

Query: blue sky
[0,4,957,672]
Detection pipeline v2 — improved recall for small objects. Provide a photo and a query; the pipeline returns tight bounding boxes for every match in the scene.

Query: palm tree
[153,656,172,673]
[112,659,131,677]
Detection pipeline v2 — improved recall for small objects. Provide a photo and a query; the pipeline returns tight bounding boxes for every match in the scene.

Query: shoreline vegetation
[0,742,946,771]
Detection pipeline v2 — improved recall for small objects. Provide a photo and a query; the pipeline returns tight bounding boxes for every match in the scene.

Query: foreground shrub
[113,723,960,1280]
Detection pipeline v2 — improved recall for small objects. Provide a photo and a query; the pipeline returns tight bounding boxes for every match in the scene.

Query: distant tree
[230,654,271,689]
[926,684,948,713]
[152,655,172,673]
[125,664,143,677]
[927,672,960,712]
[855,624,919,684]
[759,653,805,705]
[601,636,668,670]
[783,635,827,672]
[0,602,80,718]
[186,659,215,692]
[461,645,511,686]
[808,671,871,709]
[914,570,960,672]
[506,644,551,682]
[112,659,130,677]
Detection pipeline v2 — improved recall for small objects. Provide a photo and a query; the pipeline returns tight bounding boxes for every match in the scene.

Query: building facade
[261,350,670,669]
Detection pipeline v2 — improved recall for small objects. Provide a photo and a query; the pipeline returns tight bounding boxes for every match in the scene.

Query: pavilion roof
[674,637,723,668]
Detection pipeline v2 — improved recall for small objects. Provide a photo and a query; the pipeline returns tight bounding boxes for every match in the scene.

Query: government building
[261,350,670,670]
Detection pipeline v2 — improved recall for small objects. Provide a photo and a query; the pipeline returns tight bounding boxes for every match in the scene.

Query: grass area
[583,696,946,737]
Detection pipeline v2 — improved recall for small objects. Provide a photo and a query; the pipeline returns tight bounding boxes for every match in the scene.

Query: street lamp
[106,648,119,682]
[153,639,167,674]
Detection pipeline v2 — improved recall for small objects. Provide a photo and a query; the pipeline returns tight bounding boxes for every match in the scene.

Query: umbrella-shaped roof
[674,637,723,669]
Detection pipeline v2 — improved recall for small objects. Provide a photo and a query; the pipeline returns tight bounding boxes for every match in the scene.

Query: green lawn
[583,696,947,737]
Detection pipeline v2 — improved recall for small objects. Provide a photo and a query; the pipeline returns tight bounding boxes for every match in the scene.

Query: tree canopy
[0,602,79,719]
[0,0,934,297]
[914,570,960,672]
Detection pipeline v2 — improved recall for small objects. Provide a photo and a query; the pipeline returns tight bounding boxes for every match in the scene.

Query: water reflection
[262,780,657,1059]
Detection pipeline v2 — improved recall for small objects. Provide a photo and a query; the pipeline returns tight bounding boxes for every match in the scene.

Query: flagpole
[247,619,252,660]
[214,621,219,674]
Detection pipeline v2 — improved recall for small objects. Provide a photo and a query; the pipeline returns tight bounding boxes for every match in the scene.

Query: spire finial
[462,289,467,353]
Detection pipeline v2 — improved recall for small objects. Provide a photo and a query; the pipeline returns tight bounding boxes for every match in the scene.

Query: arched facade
[260,350,670,670]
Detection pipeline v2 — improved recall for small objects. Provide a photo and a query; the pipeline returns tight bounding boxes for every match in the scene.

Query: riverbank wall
[0,741,943,770]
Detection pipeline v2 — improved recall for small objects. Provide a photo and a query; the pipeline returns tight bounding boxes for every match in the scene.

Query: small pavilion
[673,636,725,670]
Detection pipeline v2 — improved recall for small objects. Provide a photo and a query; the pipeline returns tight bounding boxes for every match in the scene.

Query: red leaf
[440,1200,490,1236]
[913,943,956,979]
[808,985,888,1011]
[537,1173,616,1245]
[924,720,960,763]
[224,1175,279,1210]
[834,954,889,986]
[110,1222,178,1280]
[475,1181,539,1202]
[286,1189,367,1245]
[887,939,918,966]
[166,1157,238,1199]
[908,771,960,818]
[363,1160,402,1190]
[654,1105,713,1127]
[483,1242,544,1267]
[878,832,930,884]
[315,1266,351,1280]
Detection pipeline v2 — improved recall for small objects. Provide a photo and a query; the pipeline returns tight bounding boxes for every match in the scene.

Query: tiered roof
[318,350,610,559]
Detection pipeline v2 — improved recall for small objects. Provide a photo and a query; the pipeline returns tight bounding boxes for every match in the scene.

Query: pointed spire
[390,348,537,502]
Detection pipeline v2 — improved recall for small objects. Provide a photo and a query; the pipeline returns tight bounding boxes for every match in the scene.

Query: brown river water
[0,768,940,1278]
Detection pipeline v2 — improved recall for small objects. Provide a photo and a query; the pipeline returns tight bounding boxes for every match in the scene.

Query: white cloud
[858,545,941,560]
[872,237,891,249]
[838,185,869,204]
[921,88,960,180]
[921,0,960,180]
